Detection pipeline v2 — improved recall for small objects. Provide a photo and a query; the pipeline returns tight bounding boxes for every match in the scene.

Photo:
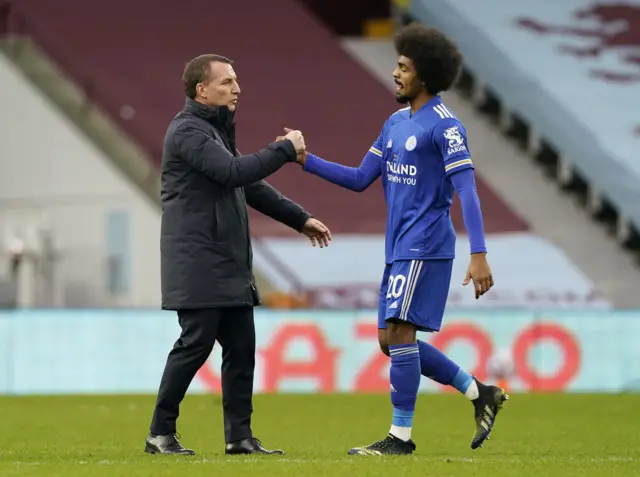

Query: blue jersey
[369,96,473,264]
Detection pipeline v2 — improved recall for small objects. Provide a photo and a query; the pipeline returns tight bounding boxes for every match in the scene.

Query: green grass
[1,393,639,476]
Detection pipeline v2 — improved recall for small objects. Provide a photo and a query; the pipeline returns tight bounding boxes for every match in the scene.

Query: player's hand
[463,253,494,299]
[284,128,306,154]
[301,218,332,248]
[295,150,308,166]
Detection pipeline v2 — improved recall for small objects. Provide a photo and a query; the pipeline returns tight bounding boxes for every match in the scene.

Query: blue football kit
[304,95,486,332]
[302,95,507,453]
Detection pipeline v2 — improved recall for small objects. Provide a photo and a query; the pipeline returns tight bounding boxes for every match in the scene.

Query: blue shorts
[377,259,453,332]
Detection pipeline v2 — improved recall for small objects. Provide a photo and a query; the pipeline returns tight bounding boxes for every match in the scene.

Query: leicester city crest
[405,135,417,151]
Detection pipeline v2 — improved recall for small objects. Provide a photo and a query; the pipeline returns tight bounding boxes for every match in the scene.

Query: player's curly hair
[394,23,463,95]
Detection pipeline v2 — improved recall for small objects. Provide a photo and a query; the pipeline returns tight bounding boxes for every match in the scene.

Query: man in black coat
[145,54,331,456]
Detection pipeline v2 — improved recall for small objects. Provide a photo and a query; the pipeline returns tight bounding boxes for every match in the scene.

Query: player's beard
[395,93,412,104]
[395,83,419,104]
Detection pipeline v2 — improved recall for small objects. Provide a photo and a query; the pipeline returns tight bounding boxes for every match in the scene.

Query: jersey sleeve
[433,118,473,176]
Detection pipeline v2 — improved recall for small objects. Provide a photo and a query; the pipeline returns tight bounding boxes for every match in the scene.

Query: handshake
[276,128,307,165]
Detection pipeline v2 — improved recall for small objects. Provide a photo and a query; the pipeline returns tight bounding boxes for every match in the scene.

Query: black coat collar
[183,98,237,153]
[183,98,234,129]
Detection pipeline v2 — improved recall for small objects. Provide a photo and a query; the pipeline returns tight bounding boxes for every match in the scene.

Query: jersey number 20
[386,274,406,299]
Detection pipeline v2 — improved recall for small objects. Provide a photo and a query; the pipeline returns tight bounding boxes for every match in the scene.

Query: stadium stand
[0,0,526,238]
[394,0,640,250]
[341,37,640,309]
[298,0,391,36]
[0,0,633,309]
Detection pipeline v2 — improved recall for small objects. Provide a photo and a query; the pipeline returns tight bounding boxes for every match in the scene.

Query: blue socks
[386,340,480,442]
[417,339,459,385]
[388,344,421,441]
[452,368,474,394]
[417,339,479,399]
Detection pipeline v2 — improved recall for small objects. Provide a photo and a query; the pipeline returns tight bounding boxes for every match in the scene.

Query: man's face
[393,55,422,104]
[197,61,241,111]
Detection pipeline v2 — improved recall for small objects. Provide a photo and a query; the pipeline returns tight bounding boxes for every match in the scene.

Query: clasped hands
[276,128,307,165]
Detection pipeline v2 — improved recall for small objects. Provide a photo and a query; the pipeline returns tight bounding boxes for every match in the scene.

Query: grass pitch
[1,393,638,476]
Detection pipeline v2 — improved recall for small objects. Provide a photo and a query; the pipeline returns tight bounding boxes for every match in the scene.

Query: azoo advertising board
[0,309,638,394]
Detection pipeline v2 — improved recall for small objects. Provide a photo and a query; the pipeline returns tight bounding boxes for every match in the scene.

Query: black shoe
[471,378,509,450]
[144,433,195,455]
[225,437,284,455]
[347,434,416,455]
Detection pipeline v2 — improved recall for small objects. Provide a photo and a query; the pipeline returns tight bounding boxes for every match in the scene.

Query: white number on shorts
[386,274,406,299]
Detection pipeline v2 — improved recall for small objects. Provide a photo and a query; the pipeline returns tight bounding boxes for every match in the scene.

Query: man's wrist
[297,213,312,232]
[274,138,298,162]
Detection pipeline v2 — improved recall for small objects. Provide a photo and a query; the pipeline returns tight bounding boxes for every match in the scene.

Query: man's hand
[301,218,332,248]
[283,128,305,154]
[277,128,307,165]
[462,253,494,299]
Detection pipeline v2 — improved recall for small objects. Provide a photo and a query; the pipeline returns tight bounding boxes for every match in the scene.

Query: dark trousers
[150,306,255,444]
